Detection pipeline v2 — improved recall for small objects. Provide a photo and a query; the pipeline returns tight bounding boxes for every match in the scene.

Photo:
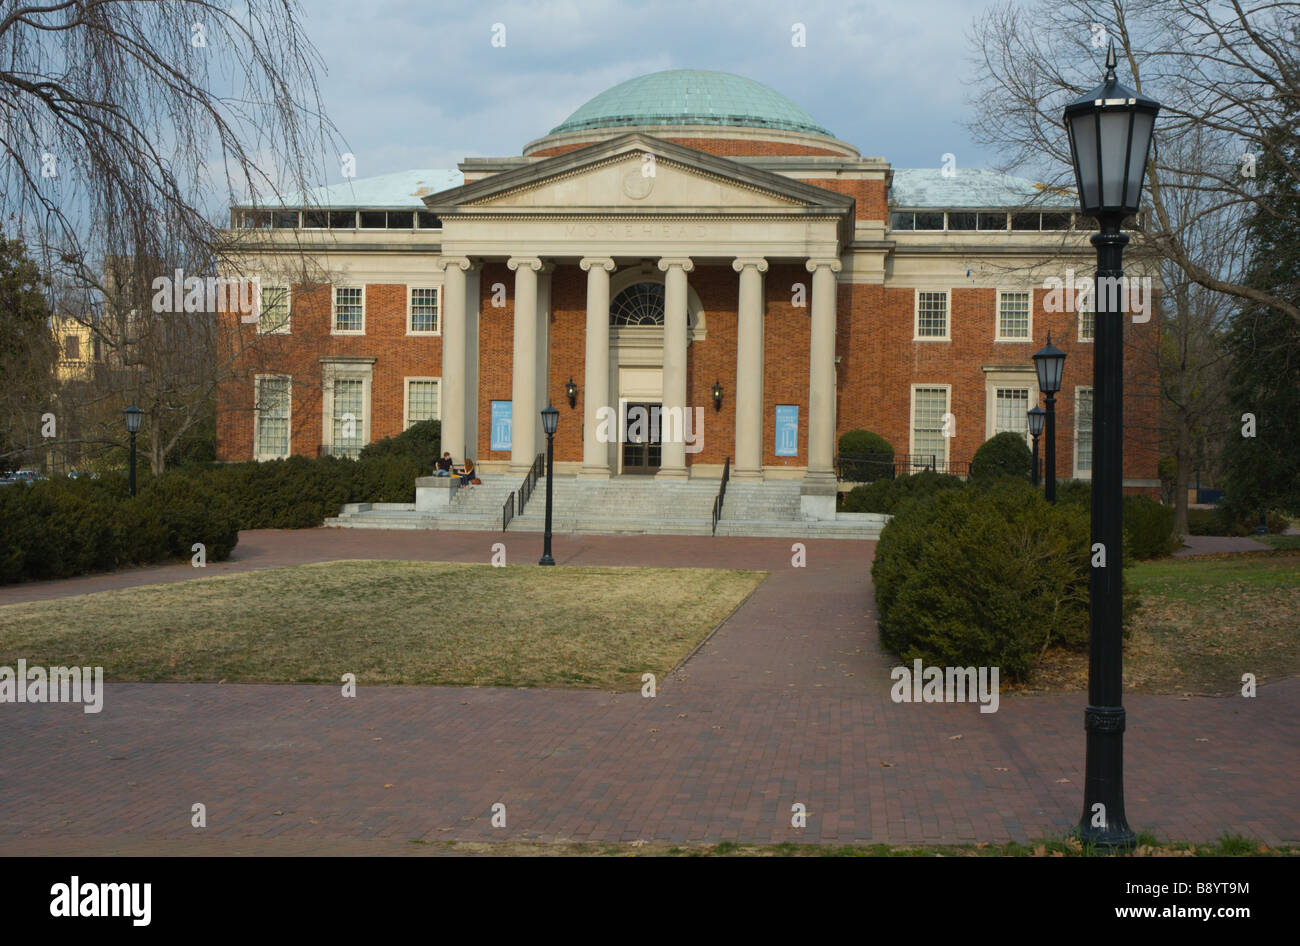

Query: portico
[424,133,856,505]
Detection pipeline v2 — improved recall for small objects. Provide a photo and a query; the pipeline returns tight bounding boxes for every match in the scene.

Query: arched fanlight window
[610,282,666,326]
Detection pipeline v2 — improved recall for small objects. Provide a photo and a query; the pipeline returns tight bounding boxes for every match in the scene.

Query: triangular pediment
[424,134,855,217]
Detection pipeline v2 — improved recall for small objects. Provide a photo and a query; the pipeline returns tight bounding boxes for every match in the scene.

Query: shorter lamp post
[1033,334,1066,503]
[124,405,143,497]
[539,403,559,566]
[1028,405,1046,488]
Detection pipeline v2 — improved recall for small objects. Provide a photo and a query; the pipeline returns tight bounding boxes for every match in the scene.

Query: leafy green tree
[0,237,55,466]
[1222,117,1300,518]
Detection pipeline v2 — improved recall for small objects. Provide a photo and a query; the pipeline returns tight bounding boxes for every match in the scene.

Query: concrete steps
[325,475,887,539]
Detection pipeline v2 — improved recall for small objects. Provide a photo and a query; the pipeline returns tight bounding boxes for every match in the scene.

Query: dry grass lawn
[1026,550,1300,695]
[0,560,765,690]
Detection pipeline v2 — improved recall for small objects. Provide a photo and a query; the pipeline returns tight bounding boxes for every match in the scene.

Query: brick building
[218,69,1160,516]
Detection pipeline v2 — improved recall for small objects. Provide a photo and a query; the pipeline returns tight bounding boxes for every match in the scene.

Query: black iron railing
[834,453,972,482]
[501,491,515,531]
[711,456,731,536]
[318,444,363,459]
[503,453,544,531]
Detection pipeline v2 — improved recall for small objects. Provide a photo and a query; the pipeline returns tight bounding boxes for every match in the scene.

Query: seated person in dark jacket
[435,452,454,477]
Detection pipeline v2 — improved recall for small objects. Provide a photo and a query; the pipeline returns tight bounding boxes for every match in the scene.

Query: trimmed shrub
[1054,479,1092,507]
[1186,505,1289,536]
[141,474,241,561]
[360,419,441,462]
[872,478,1101,681]
[970,431,1033,481]
[1122,495,1179,559]
[1053,482,1178,559]
[0,474,239,584]
[842,470,965,514]
[837,429,895,482]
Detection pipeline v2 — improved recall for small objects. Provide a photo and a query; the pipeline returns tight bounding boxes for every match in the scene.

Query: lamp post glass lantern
[1064,39,1160,850]
[1032,334,1065,503]
[124,405,143,497]
[1027,405,1046,488]
[539,403,559,566]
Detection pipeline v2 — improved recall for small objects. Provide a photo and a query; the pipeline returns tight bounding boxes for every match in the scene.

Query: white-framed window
[408,287,440,335]
[332,378,364,453]
[910,384,951,466]
[996,289,1031,341]
[257,284,291,334]
[1078,304,1095,342]
[983,368,1038,443]
[915,290,949,340]
[1074,386,1094,477]
[993,387,1031,439]
[253,374,291,460]
[332,286,364,334]
[321,361,373,457]
[404,377,441,429]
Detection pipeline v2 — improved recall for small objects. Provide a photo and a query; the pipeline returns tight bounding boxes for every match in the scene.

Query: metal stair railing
[711,456,731,536]
[503,453,545,531]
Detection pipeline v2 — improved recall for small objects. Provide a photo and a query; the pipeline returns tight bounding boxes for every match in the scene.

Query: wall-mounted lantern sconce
[565,377,577,408]
[711,379,724,412]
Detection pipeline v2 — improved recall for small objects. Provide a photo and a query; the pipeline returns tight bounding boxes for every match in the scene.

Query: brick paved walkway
[0,529,1295,852]
[1175,535,1273,557]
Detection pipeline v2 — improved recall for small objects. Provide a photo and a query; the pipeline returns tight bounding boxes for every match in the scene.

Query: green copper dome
[549,69,834,138]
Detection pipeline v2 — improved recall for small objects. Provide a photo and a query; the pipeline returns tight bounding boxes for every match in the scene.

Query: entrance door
[622,402,661,474]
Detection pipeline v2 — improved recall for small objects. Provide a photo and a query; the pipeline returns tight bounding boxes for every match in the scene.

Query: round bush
[837,430,895,482]
[970,431,1033,481]
[1122,495,1178,559]
[871,478,1094,681]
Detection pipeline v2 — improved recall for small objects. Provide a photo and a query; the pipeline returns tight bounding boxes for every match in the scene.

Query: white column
[463,265,481,462]
[580,257,616,477]
[732,257,767,480]
[656,257,693,479]
[535,264,554,451]
[435,256,471,464]
[802,257,842,518]
[508,256,542,472]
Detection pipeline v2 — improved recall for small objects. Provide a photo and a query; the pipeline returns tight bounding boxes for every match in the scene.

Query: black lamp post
[124,404,143,497]
[1064,39,1159,851]
[1028,405,1046,488]
[539,403,559,566]
[1032,334,1066,503]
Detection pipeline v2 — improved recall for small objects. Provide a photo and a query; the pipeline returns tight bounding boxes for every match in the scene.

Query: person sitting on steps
[435,451,453,477]
[456,457,476,489]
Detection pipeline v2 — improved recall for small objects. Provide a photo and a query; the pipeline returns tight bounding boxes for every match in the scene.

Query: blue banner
[775,404,798,457]
[490,400,512,452]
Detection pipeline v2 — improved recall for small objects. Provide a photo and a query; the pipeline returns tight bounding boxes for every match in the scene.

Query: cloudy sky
[298,0,1002,185]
